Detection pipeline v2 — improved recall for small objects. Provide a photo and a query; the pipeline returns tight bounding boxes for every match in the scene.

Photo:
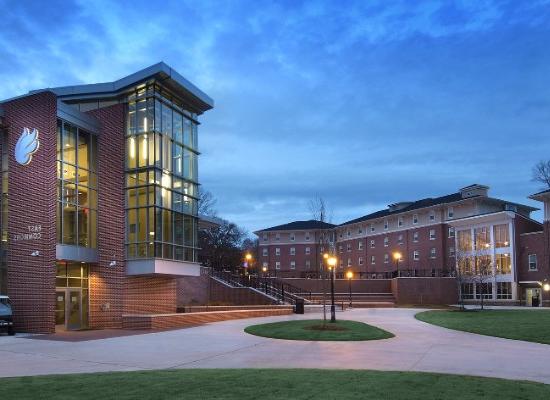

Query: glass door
[55,291,66,327]
[66,289,82,330]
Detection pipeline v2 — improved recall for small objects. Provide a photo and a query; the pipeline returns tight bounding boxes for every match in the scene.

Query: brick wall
[391,277,458,305]
[86,105,126,329]
[177,273,210,306]
[5,91,57,333]
[125,276,177,314]
[278,278,392,293]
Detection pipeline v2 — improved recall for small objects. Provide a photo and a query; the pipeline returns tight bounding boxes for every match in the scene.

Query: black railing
[211,270,312,305]
[261,269,455,280]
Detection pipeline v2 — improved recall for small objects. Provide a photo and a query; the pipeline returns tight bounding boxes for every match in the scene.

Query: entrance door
[67,289,82,330]
[55,291,66,327]
[55,288,83,330]
[526,288,542,307]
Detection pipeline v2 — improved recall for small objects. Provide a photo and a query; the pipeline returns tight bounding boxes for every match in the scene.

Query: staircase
[211,270,312,306]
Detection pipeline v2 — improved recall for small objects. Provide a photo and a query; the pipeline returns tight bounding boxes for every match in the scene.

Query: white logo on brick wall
[15,127,40,166]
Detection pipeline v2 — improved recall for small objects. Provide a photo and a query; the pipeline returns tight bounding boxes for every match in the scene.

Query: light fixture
[30,251,40,257]
[109,261,117,267]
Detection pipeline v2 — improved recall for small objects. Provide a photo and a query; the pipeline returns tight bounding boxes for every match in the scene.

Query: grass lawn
[244,319,394,341]
[2,369,550,399]
[416,309,550,344]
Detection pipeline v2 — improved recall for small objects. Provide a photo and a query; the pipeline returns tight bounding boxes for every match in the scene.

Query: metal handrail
[211,270,312,305]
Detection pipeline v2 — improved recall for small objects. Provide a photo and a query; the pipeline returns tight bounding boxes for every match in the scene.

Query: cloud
[0,0,549,233]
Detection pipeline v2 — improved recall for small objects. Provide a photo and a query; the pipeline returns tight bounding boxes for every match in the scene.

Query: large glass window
[474,227,490,250]
[497,282,512,299]
[125,85,200,262]
[57,120,98,248]
[493,224,510,248]
[457,230,472,252]
[495,253,511,274]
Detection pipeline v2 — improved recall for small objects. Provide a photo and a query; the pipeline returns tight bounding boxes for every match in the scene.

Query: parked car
[0,295,14,336]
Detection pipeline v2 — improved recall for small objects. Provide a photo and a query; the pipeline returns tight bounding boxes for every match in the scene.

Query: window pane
[161,102,173,137]
[62,123,77,164]
[173,112,183,144]
[78,207,89,246]
[127,137,137,168]
[78,130,89,170]
[62,204,77,245]
[127,101,136,135]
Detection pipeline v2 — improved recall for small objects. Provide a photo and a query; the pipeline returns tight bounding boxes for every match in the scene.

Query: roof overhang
[529,189,550,202]
[126,259,201,277]
[447,211,516,228]
[34,62,213,115]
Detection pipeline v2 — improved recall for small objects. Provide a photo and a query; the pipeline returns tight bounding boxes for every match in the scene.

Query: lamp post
[393,252,402,277]
[328,256,337,322]
[346,270,353,308]
[245,253,252,279]
[322,253,329,323]
[262,266,268,293]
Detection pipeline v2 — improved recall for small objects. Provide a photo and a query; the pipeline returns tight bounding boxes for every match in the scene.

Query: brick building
[256,184,549,304]
[0,62,213,332]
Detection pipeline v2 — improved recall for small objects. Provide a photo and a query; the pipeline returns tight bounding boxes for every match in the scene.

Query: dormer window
[290,233,295,241]
[413,214,418,224]
[398,216,403,227]
[305,232,310,241]
[370,223,375,232]
[429,211,435,221]
[384,219,389,230]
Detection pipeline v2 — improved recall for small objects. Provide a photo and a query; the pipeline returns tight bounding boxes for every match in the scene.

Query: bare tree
[532,160,550,189]
[308,195,334,323]
[471,253,495,310]
[309,196,332,223]
[198,187,218,216]
[455,249,473,311]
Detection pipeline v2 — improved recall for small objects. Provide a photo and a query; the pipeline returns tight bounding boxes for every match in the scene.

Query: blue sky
[2,0,550,233]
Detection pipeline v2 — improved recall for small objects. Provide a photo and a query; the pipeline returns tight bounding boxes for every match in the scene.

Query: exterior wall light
[30,251,40,257]
[544,283,550,292]
[109,261,117,267]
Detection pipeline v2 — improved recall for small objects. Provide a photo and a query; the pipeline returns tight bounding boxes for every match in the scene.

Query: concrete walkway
[1,308,550,384]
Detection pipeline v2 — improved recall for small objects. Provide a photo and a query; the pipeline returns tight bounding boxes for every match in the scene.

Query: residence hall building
[0,62,213,333]
[256,184,546,304]
[255,220,336,278]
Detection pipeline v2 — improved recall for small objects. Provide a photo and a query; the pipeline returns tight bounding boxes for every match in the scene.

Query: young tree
[454,249,473,311]
[472,253,495,310]
[309,195,333,323]
[532,160,550,189]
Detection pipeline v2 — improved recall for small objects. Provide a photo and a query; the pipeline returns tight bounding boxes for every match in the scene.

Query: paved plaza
[1,308,549,383]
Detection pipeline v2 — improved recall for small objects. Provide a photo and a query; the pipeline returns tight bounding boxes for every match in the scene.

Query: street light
[346,270,353,308]
[393,252,402,277]
[245,253,253,277]
[327,256,337,323]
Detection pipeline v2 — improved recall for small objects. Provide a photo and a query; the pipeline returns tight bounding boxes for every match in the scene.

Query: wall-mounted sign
[15,127,40,166]
[12,225,42,241]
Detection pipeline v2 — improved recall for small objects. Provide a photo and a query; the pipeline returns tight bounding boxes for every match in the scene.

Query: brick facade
[87,104,126,329]
[5,91,58,333]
